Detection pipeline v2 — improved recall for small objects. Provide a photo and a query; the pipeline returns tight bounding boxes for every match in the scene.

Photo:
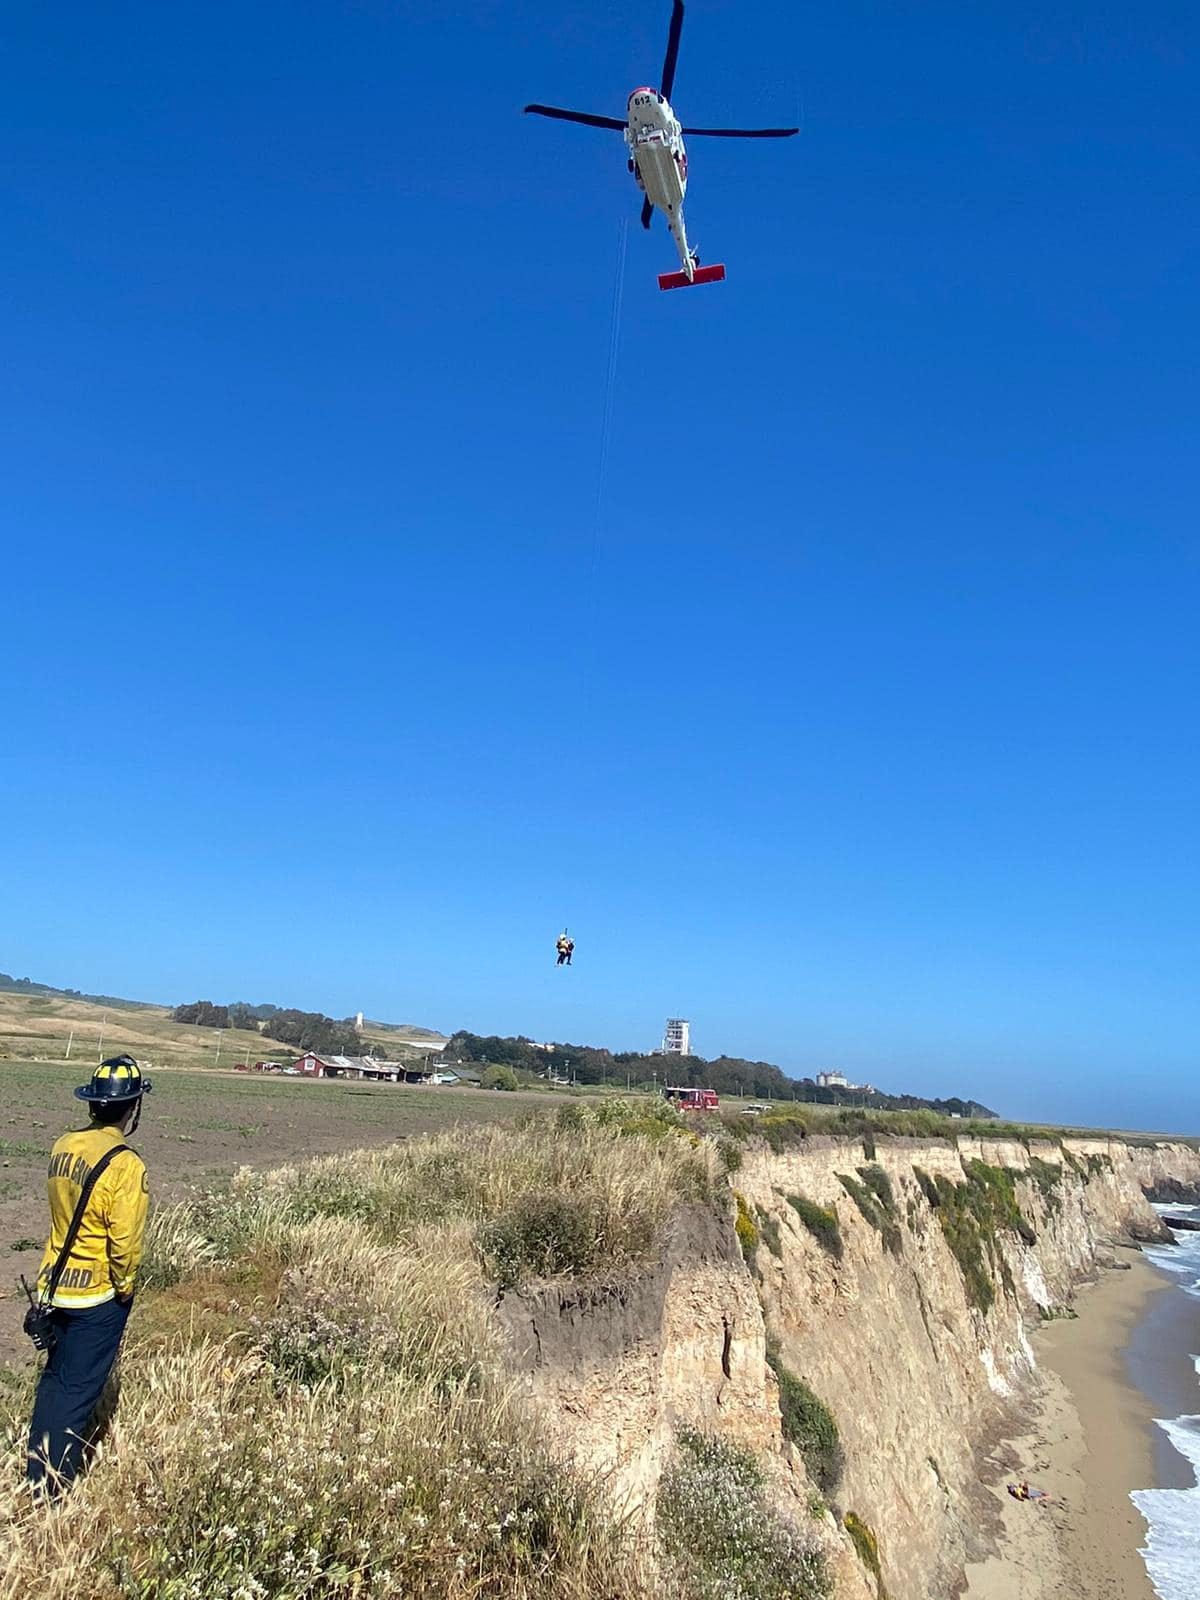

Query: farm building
[261,1053,480,1086]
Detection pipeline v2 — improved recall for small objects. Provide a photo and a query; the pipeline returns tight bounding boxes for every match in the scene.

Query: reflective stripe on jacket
[36,1126,149,1308]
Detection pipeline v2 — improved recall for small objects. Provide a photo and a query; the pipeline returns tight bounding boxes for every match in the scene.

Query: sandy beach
[964,1252,1168,1600]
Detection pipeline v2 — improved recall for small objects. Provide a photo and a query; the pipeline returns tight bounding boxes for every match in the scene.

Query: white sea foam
[1132,1416,1200,1600]
[1130,1210,1200,1599]
[1145,1205,1200,1301]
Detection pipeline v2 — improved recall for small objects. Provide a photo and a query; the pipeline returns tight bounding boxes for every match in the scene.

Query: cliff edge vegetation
[3,1099,1198,1600]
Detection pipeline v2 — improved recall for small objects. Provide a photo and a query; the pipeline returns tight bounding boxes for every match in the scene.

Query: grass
[766,1343,843,1494]
[0,1138,48,1162]
[785,1194,844,1261]
[657,1428,830,1600]
[143,1106,724,1294]
[0,1107,735,1599]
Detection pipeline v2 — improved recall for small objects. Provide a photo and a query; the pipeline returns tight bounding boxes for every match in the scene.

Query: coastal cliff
[500,1134,1200,1600]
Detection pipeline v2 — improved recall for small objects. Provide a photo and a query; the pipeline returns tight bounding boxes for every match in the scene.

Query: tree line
[442,1031,996,1118]
[171,1001,363,1058]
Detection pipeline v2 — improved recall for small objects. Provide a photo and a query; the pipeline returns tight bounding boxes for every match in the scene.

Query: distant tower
[354,1011,365,1034]
[663,1018,691,1056]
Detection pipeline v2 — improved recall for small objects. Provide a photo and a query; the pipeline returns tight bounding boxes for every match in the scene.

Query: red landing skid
[658,263,726,291]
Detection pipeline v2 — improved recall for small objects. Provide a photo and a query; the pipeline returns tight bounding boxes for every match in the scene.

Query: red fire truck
[665,1086,720,1112]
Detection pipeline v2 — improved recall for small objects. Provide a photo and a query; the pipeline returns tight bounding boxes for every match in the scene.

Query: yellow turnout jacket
[36,1125,149,1308]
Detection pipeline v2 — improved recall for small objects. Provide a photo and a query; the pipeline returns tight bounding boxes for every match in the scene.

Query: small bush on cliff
[786,1194,844,1261]
[1026,1156,1064,1208]
[857,1164,897,1215]
[734,1193,760,1265]
[482,1193,604,1287]
[844,1512,888,1600]
[658,1428,831,1600]
[836,1172,903,1256]
[766,1343,844,1493]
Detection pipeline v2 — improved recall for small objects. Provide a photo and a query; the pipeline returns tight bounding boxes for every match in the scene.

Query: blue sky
[2,2,1197,1131]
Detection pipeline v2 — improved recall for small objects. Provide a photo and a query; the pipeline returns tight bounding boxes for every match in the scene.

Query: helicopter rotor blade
[523,104,626,131]
[660,0,685,102]
[640,196,654,230]
[681,125,801,138]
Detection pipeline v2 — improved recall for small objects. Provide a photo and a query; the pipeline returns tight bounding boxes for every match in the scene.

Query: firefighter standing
[26,1055,151,1493]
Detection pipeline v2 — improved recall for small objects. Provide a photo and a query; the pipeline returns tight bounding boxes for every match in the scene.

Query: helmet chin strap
[126,1097,143,1136]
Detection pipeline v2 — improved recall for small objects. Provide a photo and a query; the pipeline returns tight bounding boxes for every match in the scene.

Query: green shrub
[857,1164,896,1214]
[482,1064,520,1091]
[912,1166,941,1208]
[786,1194,844,1261]
[760,1112,815,1154]
[734,1193,760,1264]
[918,1161,1038,1312]
[766,1344,843,1493]
[964,1160,1037,1246]
[836,1173,902,1256]
[844,1512,888,1600]
[482,1191,621,1288]
[1059,1144,1084,1177]
[658,1429,830,1600]
[1026,1156,1064,1208]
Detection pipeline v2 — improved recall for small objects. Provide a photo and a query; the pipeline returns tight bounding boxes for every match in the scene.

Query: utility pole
[97,1016,106,1061]
[214,1030,223,1067]
[65,1029,74,1061]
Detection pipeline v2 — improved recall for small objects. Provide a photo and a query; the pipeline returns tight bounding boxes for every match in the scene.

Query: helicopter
[524,1,799,289]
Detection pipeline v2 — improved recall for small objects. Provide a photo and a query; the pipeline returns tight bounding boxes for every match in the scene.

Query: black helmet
[74,1055,153,1104]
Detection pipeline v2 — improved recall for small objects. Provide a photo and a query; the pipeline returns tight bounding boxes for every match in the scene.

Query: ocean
[1131,1204,1200,1600]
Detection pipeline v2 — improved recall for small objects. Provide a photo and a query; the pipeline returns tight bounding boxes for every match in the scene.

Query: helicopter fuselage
[625,88,696,279]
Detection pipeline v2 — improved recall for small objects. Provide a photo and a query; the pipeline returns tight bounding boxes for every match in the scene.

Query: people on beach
[1008,1480,1053,1505]
[25,1056,151,1495]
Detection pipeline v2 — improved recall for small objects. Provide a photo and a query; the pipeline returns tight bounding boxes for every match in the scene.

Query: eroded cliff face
[498,1135,1200,1600]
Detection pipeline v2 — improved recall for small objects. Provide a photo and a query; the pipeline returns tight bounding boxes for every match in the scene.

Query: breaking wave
[1131,1207,1200,1600]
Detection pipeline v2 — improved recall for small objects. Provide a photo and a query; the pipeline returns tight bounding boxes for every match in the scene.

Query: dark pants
[27,1297,130,1492]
